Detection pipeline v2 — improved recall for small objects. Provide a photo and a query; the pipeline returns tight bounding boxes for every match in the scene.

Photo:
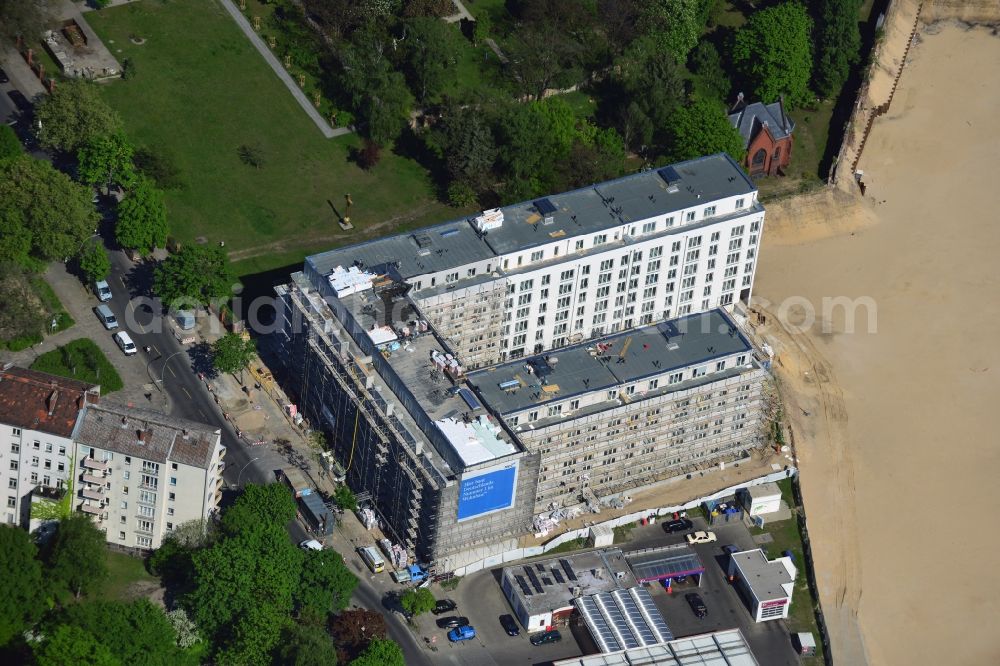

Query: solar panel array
[525,567,544,594]
[515,575,532,597]
[560,559,578,581]
[552,568,565,584]
[574,588,674,654]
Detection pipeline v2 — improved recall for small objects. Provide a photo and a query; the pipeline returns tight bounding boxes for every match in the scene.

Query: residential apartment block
[0,366,98,526]
[274,154,770,571]
[0,365,225,551]
[73,402,226,550]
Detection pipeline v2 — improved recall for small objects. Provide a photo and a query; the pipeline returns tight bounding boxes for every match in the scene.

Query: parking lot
[428,515,803,665]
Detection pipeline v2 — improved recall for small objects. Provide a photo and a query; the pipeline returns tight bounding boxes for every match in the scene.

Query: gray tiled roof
[75,403,220,469]
[728,102,795,146]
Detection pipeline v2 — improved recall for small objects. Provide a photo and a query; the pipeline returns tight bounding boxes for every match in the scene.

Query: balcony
[81,487,105,501]
[79,503,106,520]
[81,473,106,486]
[218,446,227,460]
[217,461,226,473]
[81,458,109,472]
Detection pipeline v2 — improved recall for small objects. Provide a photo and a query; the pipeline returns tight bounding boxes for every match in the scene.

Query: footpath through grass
[30,338,123,392]
[87,0,456,275]
[99,550,159,601]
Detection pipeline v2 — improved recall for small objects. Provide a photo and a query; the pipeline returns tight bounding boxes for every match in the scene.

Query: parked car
[686,530,717,544]
[113,331,137,356]
[6,89,30,113]
[436,616,469,629]
[685,592,708,618]
[432,599,457,615]
[447,625,476,642]
[94,279,112,302]
[499,614,520,636]
[530,630,562,646]
[664,518,693,533]
[94,304,118,330]
[299,539,323,551]
[722,544,741,555]
[0,67,9,84]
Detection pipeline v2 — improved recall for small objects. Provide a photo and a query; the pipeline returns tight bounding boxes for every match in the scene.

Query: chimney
[137,428,152,445]
[121,416,128,428]
[47,389,60,416]
[731,91,746,113]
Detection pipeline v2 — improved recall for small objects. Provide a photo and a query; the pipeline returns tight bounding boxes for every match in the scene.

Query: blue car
[448,625,476,642]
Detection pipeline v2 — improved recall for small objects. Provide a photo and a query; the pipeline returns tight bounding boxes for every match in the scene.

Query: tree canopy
[0,155,98,265]
[349,637,404,666]
[733,2,814,107]
[78,239,111,284]
[77,131,138,190]
[812,0,862,98]
[277,621,340,666]
[401,17,461,104]
[34,624,121,666]
[0,525,47,645]
[339,33,415,148]
[399,587,435,616]
[0,0,53,43]
[115,177,169,254]
[211,333,256,381]
[295,549,358,617]
[0,124,20,162]
[44,513,107,599]
[331,608,386,663]
[640,0,702,63]
[153,245,234,308]
[667,98,747,163]
[34,80,123,153]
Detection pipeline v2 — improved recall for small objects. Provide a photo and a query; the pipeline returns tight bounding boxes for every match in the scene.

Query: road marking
[150,345,160,356]
[167,365,176,378]
[199,409,208,419]
[182,387,192,399]
[126,301,146,333]
[118,276,127,290]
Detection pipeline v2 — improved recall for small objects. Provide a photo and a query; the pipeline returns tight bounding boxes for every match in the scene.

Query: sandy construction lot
[753,22,1000,666]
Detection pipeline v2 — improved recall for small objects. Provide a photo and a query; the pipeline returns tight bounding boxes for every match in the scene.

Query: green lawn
[31,275,75,334]
[99,550,159,601]
[756,99,835,200]
[87,0,457,276]
[30,338,124,392]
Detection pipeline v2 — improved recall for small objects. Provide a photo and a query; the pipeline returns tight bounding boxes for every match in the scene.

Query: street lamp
[235,456,261,488]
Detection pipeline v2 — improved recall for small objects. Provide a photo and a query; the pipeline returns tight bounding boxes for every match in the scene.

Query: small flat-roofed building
[626,544,705,588]
[740,482,782,516]
[727,548,797,622]
[553,628,760,666]
[500,548,636,632]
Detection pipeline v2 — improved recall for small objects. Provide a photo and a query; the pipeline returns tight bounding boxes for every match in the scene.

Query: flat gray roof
[731,549,795,601]
[503,548,636,615]
[306,218,495,281]
[305,153,755,281]
[626,544,705,582]
[482,153,754,255]
[466,309,753,416]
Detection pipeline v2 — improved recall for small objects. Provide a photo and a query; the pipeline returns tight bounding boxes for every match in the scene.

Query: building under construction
[273,154,769,571]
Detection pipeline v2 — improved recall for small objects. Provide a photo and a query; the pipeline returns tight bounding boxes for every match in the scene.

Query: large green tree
[401,17,460,104]
[77,239,111,284]
[45,513,108,598]
[349,638,404,666]
[399,587,436,616]
[640,0,701,62]
[153,245,233,307]
[339,36,414,148]
[0,124,20,162]
[813,0,862,98]
[667,98,747,163]
[295,549,358,617]
[0,155,97,265]
[0,525,47,645]
[212,333,257,383]
[55,599,194,666]
[34,80,122,153]
[277,621,339,666]
[34,624,121,666]
[115,177,168,254]
[733,2,814,107]
[77,131,138,190]
[0,0,53,42]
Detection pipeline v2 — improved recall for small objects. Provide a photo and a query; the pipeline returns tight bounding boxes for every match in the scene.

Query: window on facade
[685,211,696,222]
[8,497,17,508]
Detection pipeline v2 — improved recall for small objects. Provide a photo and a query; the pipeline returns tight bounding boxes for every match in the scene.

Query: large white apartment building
[306,154,763,368]
[276,153,771,570]
[72,402,226,551]
[0,366,98,526]
[0,365,225,551]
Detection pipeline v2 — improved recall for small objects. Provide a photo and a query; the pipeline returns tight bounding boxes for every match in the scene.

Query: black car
[499,614,520,636]
[0,67,8,84]
[6,90,31,113]
[436,616,469,629]
[664,518,693,533]
[685,592,708,618]
[530,630,562,646]
[432,599,457,615]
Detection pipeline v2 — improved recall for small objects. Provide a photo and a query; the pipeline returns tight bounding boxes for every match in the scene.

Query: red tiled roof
[0,366,98,438]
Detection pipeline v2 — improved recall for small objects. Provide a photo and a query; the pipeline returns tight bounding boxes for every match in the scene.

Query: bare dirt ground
[753,22,1000,666]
